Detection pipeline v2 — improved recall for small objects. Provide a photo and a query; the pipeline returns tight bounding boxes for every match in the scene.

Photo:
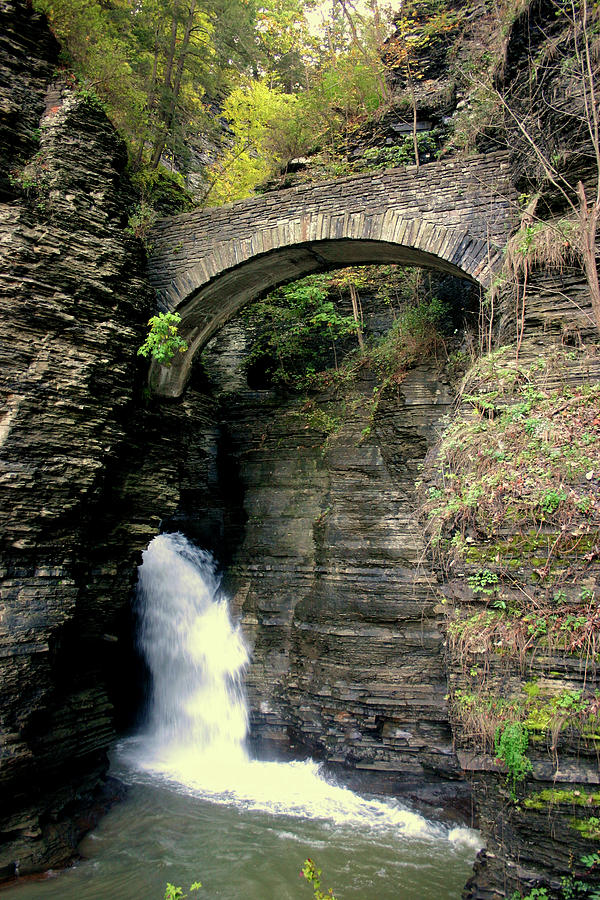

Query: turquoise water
[7,534,480,899]
[7,751,480,900]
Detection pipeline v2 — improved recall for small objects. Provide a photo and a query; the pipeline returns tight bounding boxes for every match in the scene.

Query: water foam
[127,533,478,845]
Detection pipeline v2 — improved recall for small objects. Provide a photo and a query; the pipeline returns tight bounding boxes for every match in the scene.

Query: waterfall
[135,532,249,776]
[125,531,472,842]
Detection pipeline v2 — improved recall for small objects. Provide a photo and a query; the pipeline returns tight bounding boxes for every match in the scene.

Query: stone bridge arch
[147,151,516,397]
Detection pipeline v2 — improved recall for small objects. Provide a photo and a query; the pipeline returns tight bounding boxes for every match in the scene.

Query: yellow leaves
[222,80,298,144]
[206,80,299,204]
[206,148,270,205]
[389,1,464,76]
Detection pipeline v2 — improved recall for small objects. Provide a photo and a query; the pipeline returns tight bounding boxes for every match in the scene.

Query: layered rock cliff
[0,8,247,875]
[426,329,600,899]
[193,264,600,899]
[0,1,169,875]
[194,284,473,814]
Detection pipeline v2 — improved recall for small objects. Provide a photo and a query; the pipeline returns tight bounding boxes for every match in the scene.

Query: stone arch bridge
[147,151,516,397]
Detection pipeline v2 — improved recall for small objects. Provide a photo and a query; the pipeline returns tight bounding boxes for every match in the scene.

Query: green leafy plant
[301,858,337,900]
[572,816,600,840]
[138,312,188,367]
[368,294,449,378]
[539,487,568,516]
[494,722,532,796]
[9,149,50,204]
[242,273,359,390]
[359,131,439,170]
[130,165,193,217]
[297,400,343,438]
[126,200,158,242]
[468,569,499,596]
[510,888,549,900]
[164,881,202,899]
[561,874,600,900]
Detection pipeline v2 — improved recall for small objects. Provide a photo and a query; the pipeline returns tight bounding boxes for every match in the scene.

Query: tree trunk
[166,1,197,125]
[151,0,197,169]
[407,62,419,170]
[578,182,600,333]
[151,4,180,168]
[134,26,161,169]
[349,282,364,350]
[163,8,179,96]
[335,0,390,103]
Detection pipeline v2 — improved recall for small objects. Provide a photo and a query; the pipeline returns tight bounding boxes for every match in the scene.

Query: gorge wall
[200,306,466,805]
[439,335,600,900]
[0,1,208,875]
[194,270,600,900]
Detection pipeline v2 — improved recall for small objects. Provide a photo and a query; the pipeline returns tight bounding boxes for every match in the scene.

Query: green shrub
[138,312,188,367]
[126,200,157,241]
[130,166,194,216]
[468,569,499,596]
[539,487,568,516]
[242,274,359,390]
[360,131,439,170]
[369,295,449,377]
[510,889,549,900]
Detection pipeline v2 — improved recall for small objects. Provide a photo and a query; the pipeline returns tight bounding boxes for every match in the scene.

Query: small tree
[385,0,464,169]
[495,722,532,797]
[138,311,188,366]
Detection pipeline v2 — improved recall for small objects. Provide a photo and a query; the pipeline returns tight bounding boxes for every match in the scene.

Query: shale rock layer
[0,2,163,874]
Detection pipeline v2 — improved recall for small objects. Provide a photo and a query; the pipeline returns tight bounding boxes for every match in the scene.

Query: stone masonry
[147,152,517,396]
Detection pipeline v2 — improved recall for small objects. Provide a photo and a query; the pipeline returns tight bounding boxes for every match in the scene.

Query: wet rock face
[0,0,170,876]
[196,284,600,897]
[284,370,460,793]
[0,1,58,199]
[0,10,237,865]
[200,313,469,808]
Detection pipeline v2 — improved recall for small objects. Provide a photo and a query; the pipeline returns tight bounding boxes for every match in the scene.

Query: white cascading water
[135,531,249,776]
[125,532,480,847]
